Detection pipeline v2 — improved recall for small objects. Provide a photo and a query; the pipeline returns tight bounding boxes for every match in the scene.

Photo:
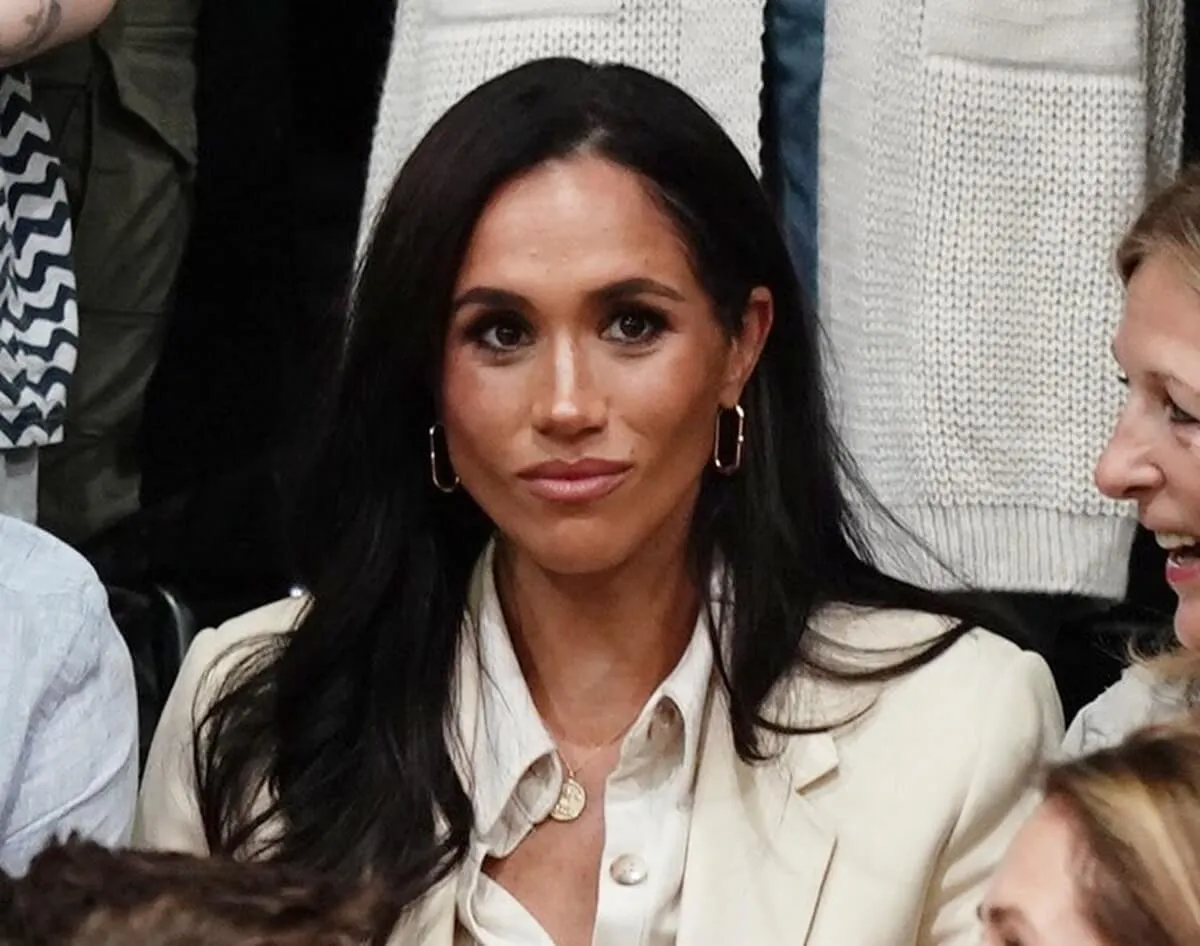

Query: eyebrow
[1157,370,1200,401]
[1109,343,1200,400]
[451,277,687,314]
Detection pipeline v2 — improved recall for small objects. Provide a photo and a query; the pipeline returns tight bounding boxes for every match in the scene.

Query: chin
[1173,596,1200,652]
[503,523,637,577]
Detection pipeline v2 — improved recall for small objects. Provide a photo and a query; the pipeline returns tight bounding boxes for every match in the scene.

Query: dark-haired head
[0,837,392,946]
[197,57,1008,924]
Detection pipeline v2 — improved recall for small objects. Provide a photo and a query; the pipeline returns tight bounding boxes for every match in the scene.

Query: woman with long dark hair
[135,59,1062,946]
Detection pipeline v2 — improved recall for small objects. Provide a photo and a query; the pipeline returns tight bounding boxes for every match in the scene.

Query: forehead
[988,802,1096,937]
[456,155,693,288]
[1116,252,1200,373]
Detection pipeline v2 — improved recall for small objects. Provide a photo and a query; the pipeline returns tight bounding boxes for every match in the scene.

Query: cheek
[1172,598,1200,651]
[440,353,522,472]
[1165,431,1200,514]
[618,350,725,463]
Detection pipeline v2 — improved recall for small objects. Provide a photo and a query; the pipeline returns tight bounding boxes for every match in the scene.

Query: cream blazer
[135,597,1062,945]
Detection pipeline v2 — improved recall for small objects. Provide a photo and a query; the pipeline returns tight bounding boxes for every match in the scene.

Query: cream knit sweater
[360,0,765,235]
[821,0,1185,597]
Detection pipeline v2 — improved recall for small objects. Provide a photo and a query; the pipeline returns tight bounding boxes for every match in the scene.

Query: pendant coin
[550,776,587,822]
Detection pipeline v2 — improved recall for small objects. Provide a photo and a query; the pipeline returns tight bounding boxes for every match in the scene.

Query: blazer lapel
[678,693,838,945]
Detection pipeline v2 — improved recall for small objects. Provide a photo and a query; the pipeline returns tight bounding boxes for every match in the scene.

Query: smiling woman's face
[1094,252,1200,649]
[981,800,1105,946]
[439,153,770,577]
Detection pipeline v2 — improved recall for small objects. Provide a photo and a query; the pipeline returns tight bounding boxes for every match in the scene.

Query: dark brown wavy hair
[0,837,394,946]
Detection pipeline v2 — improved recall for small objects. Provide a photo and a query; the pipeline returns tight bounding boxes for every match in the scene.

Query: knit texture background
[820,0,1185,596]
[359,0,765,237]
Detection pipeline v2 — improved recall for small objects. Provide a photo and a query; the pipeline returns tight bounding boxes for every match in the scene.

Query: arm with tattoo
[0,0,116,68]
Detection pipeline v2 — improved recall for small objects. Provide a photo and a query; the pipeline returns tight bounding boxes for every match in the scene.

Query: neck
[495,534,700,749]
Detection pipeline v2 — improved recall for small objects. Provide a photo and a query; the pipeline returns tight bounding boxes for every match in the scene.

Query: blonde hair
[1045,715,1200,946]
[1116,164,1200,289]
[1115,165,1200,685]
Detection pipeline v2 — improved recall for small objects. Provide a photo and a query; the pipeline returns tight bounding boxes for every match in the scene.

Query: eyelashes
[465,311,530,352]
[1169,400,1199,425]
[462,304,671,356]
[1115,373,1199,425]
[601,305,668,344]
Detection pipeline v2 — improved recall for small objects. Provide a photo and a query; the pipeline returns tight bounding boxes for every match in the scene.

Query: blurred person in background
[358,0,766,243]
[0,513,137,874]
[28,0,201,546]
[0,0,116,520]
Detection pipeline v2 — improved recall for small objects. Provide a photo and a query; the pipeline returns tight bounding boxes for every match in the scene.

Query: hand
[0,0,115,68]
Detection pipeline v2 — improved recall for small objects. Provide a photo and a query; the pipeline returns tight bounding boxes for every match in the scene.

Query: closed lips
[518,459,632,480]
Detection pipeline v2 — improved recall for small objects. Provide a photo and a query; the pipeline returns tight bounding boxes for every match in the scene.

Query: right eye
[467,313,531,353]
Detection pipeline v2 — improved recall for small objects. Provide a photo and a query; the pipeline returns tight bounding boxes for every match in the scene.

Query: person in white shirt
[0,514,137,874]
[1067,166,1200,756]
[134,59,1062,946]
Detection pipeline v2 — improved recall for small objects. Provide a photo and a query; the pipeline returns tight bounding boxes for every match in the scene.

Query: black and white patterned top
[0,69,77,449]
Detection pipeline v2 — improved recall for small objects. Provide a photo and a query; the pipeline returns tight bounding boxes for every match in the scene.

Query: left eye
[1168,399,1198,424]
[603,308,666,344]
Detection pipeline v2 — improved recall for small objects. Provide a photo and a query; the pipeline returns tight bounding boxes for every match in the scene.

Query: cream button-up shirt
[454,558,713,945]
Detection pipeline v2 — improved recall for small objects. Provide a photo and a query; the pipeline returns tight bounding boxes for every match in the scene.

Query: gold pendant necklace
[546,716,639,823]
[550,765,588,822]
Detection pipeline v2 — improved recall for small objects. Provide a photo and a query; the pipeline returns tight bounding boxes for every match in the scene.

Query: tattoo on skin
[1,0,64,65]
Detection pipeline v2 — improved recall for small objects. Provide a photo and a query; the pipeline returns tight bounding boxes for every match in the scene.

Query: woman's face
[982,800,1104,946]
[440,154,770,576]
[1095,252,1200,649]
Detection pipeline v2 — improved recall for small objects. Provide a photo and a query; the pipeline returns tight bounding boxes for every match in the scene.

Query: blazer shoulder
[186,597,307,680]
[134,596,305,852]
[209,595,308,645]
[808,603,1029,670]
[791,605,1061,736]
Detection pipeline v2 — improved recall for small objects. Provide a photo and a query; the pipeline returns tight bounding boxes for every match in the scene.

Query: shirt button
[610,853,649,886]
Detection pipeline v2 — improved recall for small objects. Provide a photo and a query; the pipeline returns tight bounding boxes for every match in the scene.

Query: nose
[1094,409,1163,500]
[531,334,606,438]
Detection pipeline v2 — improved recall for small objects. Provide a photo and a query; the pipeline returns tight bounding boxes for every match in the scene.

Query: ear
[719,287,773,407]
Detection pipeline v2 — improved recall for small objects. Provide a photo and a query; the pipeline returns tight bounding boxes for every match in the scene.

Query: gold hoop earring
[713,404,745,475]
[429,423,460,493]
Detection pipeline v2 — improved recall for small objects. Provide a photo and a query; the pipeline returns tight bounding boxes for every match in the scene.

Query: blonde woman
[984,715,1200,946]
[1066,166,1200,755]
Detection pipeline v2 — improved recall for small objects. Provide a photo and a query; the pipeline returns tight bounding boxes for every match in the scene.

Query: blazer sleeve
[923,649,1064,945]
[132,628,227,853]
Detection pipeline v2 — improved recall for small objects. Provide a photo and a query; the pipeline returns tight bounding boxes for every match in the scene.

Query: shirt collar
[456,542,719,847]
[468,547,559,840]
